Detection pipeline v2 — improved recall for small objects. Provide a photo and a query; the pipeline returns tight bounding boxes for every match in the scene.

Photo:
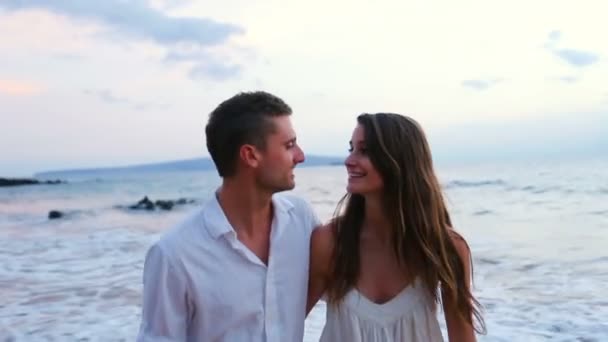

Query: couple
[137,91,485,341]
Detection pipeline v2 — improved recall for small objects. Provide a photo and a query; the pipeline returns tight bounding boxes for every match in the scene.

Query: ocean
[1,158,607,341]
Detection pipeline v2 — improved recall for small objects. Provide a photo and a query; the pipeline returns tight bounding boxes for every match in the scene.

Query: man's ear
[239,144,261,169]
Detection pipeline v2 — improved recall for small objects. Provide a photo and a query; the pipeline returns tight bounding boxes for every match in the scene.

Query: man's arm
[137,244,189,341]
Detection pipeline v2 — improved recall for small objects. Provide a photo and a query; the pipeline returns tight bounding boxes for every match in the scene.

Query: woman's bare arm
[443,234,477,342]
[306,224,334,315]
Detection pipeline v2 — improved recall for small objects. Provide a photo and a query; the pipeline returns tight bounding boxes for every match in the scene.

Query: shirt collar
[202,191,295,240]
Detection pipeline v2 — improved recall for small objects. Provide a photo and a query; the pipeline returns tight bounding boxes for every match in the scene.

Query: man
[137,91,320,341]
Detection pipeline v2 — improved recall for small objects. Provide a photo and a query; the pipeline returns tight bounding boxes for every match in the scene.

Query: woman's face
[345,124,384,195]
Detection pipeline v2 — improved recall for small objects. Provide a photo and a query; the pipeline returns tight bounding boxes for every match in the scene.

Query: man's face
[255,115,305,193]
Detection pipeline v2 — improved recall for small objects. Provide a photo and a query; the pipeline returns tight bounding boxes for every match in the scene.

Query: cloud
[461,79,502,91]
[84,89,129,104]
[553,49,599,67]
[548,30,562,42]
[84,89,171,110]
[164,48,210,63]
[52,53,86,61]
[0,79,43,96]
[151,0,193,10]
[0,0,243,46]
[556,76,579,84]
[544,31,600,67]
[134,102,171,111]
[164,47,243,80]
[189,62,241,81]
[0,0,246,81]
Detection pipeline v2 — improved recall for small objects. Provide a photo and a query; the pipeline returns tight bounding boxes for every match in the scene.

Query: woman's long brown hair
[326,113,485,333]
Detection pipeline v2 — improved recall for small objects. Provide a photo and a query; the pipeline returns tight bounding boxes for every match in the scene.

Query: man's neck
[216,178,274,239]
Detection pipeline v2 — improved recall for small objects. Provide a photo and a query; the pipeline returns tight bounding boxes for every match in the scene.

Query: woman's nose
[344,153,355,167]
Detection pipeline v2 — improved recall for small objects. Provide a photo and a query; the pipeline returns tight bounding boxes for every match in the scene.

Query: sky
[1,0,607,176]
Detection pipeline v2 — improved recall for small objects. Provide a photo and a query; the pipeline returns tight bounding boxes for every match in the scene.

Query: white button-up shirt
[137,193,320,342]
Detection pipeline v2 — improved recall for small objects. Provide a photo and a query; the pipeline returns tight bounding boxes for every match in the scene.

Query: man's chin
[275,182,295,193]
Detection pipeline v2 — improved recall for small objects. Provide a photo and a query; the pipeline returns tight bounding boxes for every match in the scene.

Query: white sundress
[319,278,444,342]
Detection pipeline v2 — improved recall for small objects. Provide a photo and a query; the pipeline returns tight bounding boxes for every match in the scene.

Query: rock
[126,196,197,211]
[0,178,65,187]
[1,178,39,187]
[155,200,174,211]
[48,210,63,219]
[176,198,196,205]
[129,196,155,210]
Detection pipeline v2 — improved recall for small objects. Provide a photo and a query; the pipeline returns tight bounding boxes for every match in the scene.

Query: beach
[1,160,607,341]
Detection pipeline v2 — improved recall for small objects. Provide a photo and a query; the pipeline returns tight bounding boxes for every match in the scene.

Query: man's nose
[295,145,305,164]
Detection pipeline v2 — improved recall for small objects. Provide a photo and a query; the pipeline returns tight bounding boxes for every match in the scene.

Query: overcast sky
[1,0,607,176]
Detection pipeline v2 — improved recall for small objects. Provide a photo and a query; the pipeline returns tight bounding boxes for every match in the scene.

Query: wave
[588,210,608,216]
[444,179,507,189]
[473,209,493,216]
[520,185,563,194]
[445,179,607,197]
[477,257,501,265]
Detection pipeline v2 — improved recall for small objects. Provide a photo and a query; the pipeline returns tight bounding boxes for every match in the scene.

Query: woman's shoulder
[447,228,471,262]
[311,221,336,251]
[310,221,337,269]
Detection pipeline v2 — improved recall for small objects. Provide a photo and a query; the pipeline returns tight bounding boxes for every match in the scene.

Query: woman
[307,113,485,341]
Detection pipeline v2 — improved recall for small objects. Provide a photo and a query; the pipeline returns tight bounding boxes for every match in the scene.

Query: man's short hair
[205,91,292,177]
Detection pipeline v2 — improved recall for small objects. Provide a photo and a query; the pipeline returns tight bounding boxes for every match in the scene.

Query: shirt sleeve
[137,244,189,341]
[304,198,322,229]
[311,207,322,228]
